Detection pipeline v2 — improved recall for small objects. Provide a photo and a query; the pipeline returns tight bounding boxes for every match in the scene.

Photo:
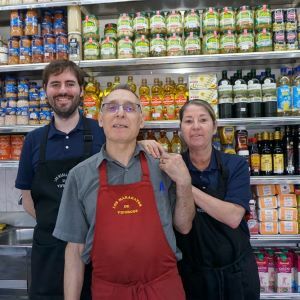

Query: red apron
[91,153,185,300]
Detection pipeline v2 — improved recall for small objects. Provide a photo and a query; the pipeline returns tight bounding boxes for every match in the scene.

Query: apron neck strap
[39,124,51,162]
[82,116,93,158]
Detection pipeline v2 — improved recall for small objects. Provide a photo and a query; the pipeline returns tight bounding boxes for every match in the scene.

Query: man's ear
[98,112,103,127]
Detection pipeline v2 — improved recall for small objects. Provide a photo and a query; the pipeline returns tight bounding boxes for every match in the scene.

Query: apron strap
[82,116,93,159]
[38,124,51,163]
[99,160,108,186]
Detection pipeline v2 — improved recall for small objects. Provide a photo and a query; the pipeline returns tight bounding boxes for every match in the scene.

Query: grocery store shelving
[0,161,19,168]
[251,235,300,247]
[0,125,42,133]
[250,176,300,185]
[0,1,78,11]
[260,293,300,299]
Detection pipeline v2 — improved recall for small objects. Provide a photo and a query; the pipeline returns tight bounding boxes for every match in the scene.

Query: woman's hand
[138,139,165,158]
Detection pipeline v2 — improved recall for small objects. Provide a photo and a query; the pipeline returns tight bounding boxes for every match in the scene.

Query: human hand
[159,153,191,186]
[138,139,165,158]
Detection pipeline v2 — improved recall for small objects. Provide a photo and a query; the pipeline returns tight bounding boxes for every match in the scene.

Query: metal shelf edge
[260,293,300,299]
[0,125,43,133]
[251,235,300,241]
[0,161,19,168]
[250,176,300,184]
[0,1,79,10]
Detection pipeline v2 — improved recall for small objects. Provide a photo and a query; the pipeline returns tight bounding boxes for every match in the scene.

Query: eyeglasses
[101,102,141,114]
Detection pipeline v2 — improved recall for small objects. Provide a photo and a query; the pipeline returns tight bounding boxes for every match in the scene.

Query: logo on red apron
[112,195,143,215]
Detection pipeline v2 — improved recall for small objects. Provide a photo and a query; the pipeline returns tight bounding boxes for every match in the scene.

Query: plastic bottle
[139,79,151,121]
[158,130,171,152]
[175,77,187,119]
[171,131,182,153]
[112,76,121,89]
[127,75,137,93]
[277,67,292,116]
[103,82,112,97]
[292,65,300,116]
[146,130,157,141]
[83,77,100,120]
[163,77,175,120]
[151,78,164,120]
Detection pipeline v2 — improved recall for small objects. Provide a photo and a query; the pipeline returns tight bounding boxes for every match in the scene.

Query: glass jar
[41,10,53,36]
[220,30,237,53]
[150,33,166,57]
[236,6,254,31]
[19,36,32,64]
[133,12,149,35]
[32,35,44,63]
[10,10,23,37]
[82,15,99,39]
[273,31,286,51]
[133,34,149,58]
[68,32,82,61]
[0,40,8,65]
[56,33,68,60]
[100,36,116,59]
[184,9,200,33]
[202,7,219,33]
[202,31,219,54]
[166,10,183,35]
[8,37,20,65]
[24,9,38,36]
[18,79,29,98]
[255,28,273,52]
[272,9,285,32]
[237,29,254,53]
[255,5,272,31]
[53,9,66,35]
[117,36,133,59]
[220,7,236,32]
[286,30,298,50]
[285,8,297,31]
[43,34,56,63]
[84,37,100,60]
[184,32,201,55]
[150,11,166,35]
[117,13,133,39]
[167,33,183,56]
[104,23,117,39]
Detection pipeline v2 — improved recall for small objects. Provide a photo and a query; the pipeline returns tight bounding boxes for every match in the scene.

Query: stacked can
[28,82,40,125]
[4,77,17,125]
[17,78,29,125]
[39,86,52,124]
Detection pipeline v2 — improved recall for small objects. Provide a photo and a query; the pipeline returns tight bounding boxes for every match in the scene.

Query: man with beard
[15,60,106,300]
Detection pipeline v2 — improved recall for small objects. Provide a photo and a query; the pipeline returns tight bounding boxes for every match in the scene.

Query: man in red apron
[53,85,195,300]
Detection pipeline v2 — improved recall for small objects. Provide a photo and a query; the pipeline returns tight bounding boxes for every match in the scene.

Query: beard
[48,94,81,118]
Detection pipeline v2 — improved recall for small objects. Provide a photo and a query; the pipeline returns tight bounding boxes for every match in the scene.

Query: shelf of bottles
[260,293,300,299]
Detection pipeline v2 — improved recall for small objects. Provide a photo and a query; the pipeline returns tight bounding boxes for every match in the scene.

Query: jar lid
[238,149,249,155]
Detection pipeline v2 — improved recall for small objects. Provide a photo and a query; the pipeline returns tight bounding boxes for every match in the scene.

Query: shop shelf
[250,176,300,185]
[0,161,19,168]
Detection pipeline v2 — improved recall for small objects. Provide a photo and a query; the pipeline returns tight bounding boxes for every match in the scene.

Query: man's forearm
[64,242,85,300]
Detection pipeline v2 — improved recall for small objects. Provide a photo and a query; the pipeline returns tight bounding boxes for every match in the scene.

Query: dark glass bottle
[233,70,248,118]
[248,69,262,117]
[256,132,262,153]
[283,125,295,175]
[260,131,273,175]
[249,137,260,175]
[295,125,300,175]
[218,70,233,118]
[272,129,284,175]
[261,68,277,117]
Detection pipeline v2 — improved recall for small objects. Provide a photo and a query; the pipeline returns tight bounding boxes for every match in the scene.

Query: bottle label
[273,154,284,174]
[277,85,292,113]
[292,85,300,112]
[261,154,272,172]
[250,153,260,173]
[140,95,151,121]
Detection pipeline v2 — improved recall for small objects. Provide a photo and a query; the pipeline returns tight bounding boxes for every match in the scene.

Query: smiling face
[98,89,144,144]
[45,69,82,119]
[180,104,217,151]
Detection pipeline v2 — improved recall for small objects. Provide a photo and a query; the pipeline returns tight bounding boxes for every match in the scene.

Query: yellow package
[278,208,298,221]
[258,209,278,222]
[257,196,278,209]
[279,221,298,234]
[254,185,276,197]
[277,194,297,207]
[276,184,295,195]
[189,74,217,90]
[259,222,278,235]
[189,89,218,104]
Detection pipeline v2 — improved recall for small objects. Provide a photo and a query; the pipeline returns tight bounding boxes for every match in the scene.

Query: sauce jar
[53,9,66,35]
[117,36,133,59]
[8,37,20,65]
[101,36,117,59]
[82,15,99,39]
[19,36,32,64]
[237,29,254,52]
[184,32,201,55]
[286,30,298,50]
[202,7,219,33]
[220,7,236,32]
[184,9,200,33]
[285,8,297,31]
[150,11,166,35]
[41,10,53,36]
[56,33,68,60]
[167,33,184,56]
[10,10,23,37]
[18,79,29,98]
[117,13,133,39]
[24,9,38,36]
[273,31,286,51]
[166,10,183,35]
[220,30,237,53]
[255,5,272,31]
[133,12,149,36]
[272,9,285,32]
[133,34,149,58]
[255,28,273,52]
[150,33,167,57]
[84,37,100,60]
[202,31,219,54]
[43,34,56,63]
[104,23,117,39]
[32,35,44,63]
[236,6,254,31]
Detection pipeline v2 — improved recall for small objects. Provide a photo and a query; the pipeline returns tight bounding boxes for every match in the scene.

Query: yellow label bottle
[83,77,99,120]
[151,78,164,120]
[163,77,175,120]
[175,76,187,119]
[272,130,284,175]
[127,75,137,93]
[112,76,121,89]
[139,79,151,121]
[103,82,112,97]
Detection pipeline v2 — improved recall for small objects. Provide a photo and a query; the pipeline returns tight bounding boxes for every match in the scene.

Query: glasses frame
[101,102,142,114]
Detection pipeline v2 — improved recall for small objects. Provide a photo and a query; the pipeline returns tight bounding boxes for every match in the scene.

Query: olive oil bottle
[175,77,188,119]
[163,77,175,120]
[127,75,137,93]
[83,77,100,120]
[158,130,171,152]
[151,78,164,120]
[171,131,182,153]
[272,129,284,175]
[260,131,273,175]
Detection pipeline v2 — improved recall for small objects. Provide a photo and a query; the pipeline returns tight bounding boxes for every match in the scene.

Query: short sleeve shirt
[15,114,105,190]
[53,144,181,263]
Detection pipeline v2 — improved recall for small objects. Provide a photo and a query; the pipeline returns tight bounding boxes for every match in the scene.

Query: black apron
[29,117,93,300]
[178,150,260,300]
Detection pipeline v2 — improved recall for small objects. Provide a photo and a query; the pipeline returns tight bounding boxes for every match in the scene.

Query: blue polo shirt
[184,148,251,235]
[15,114,105,190]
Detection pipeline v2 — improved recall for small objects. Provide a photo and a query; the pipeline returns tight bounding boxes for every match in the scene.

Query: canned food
[82,15,99,39]
[255,28,272,52]
[166,10,183,35]
[10,10,23,37]
[255,5,272,30]
[133,34,149,58]
[24,9,38,36]
[167,33,183,56]
[184,9,200,33]
[56,33,68,60]
[32,35,44,63]
[286,30,298,50]
[285,8,297,31]
[236,6,254,31]
[202,7,219,33]
[19,36,32,64]
[133,12,149,35]
[220,7,236,32]
[44,34,56,63]
[84,37,99,60]
[272,9,285,32]
[202,31,219,54]
[150,33,167,56]
[104,23,117,39]
[273,31,286,51]
[220,30,237,53]
[117,36,133,59]
[184,32,201,55]
[0,135,11,160]
[117,13,133,38]
[10,135,24,159]
[237,29,254,52]
[150,11,166,35]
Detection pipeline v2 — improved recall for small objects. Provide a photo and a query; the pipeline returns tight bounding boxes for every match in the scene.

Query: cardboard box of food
[189,73,218,90]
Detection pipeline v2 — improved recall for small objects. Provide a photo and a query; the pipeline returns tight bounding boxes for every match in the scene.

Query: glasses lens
[103,103,118,113]
[123,103,136,112]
